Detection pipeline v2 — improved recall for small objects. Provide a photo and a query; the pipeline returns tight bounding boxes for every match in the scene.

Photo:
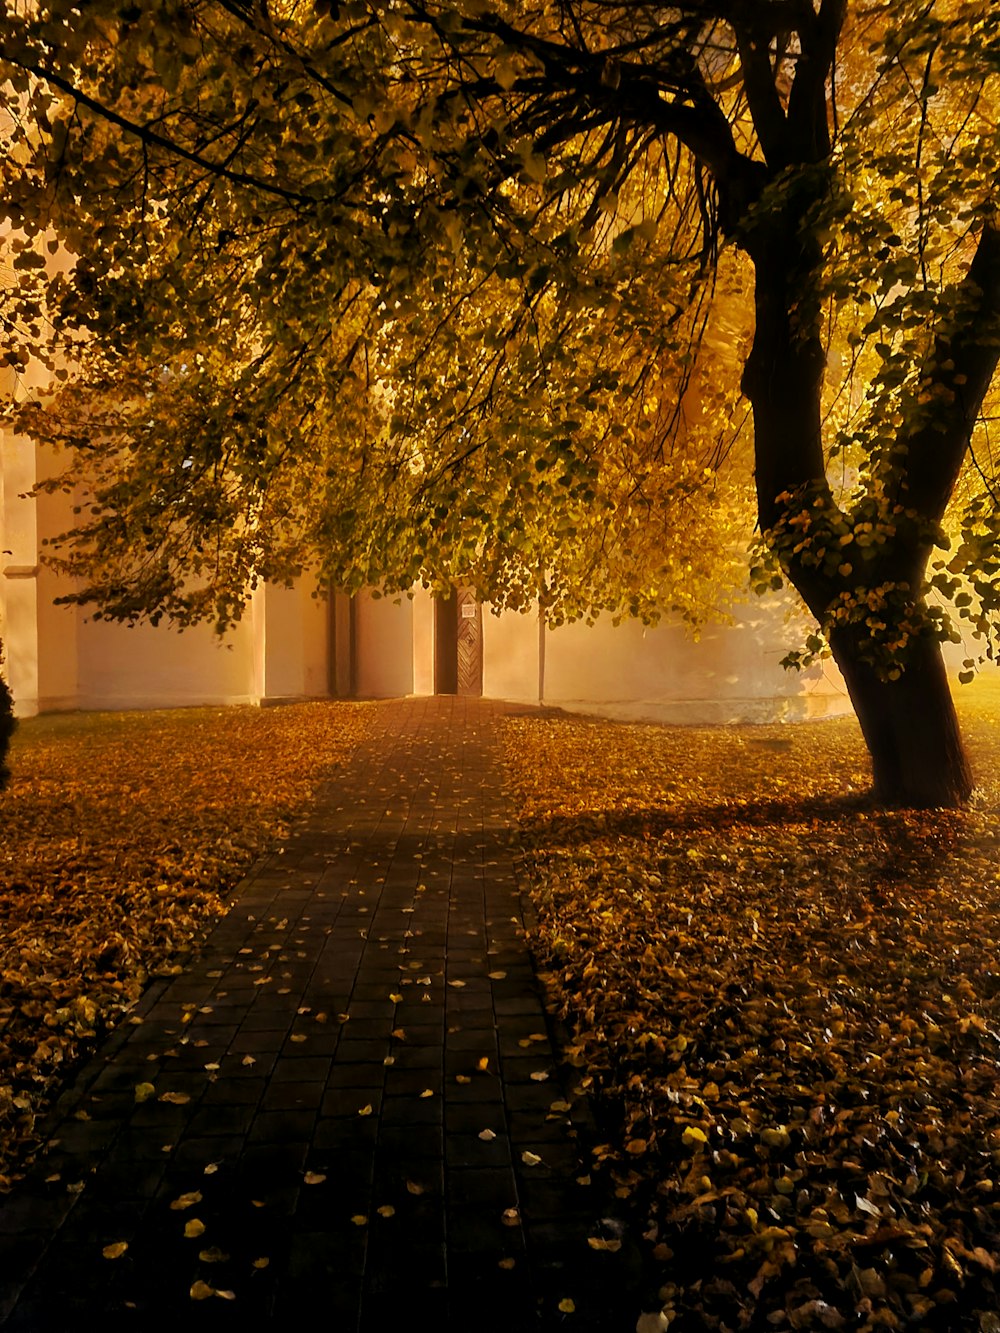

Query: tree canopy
[2,0,1000,803]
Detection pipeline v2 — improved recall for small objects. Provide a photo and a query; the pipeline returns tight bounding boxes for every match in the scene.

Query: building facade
[2,419,853,723]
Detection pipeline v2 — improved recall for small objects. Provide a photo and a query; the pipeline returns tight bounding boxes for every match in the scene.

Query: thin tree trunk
[828,626,972,807]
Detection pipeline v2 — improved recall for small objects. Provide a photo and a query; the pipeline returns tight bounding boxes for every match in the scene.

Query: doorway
[434,588,483,696]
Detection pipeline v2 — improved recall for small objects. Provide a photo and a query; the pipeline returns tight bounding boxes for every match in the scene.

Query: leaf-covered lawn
[0,701,372,1189]
[502,680,1000,1332]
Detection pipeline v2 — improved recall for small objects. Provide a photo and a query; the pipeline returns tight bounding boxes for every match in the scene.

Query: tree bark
[828,625,973,807]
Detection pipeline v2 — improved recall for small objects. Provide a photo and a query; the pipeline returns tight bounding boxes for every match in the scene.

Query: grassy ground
[0,701,373,1190]
[501,677,1000,1332]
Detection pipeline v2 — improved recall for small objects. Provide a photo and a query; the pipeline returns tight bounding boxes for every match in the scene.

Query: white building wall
[355,590,414,697]
[74,614,259,710]
[540,599,850,724]
[483,606,541,705]
[1,420,42,715]
[258,581,330,702]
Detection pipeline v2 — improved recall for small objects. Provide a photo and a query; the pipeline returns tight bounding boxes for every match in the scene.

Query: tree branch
[900,218,1000,529]
[0,46,317,207]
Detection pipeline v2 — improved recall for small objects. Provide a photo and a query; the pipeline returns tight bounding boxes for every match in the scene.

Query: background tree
[2,0,999,805]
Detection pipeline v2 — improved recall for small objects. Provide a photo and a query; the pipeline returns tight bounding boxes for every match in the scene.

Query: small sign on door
[461,603,477,619]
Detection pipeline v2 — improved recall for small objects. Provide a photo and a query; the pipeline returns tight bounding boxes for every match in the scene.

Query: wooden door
[434,593,459,695]
[455,588,483,697]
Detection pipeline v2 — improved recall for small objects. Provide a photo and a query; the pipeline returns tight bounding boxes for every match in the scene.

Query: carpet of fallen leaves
[502,679,1000,1333]
[0,701,372,1189]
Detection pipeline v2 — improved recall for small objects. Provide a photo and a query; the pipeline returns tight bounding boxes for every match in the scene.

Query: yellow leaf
[476,1057,490,1072]
[203,1162,219,1175]
[499,1257,516,1269]
[419,1088,434,1099]
[405,1180,425,1195]
[358,1104,373,1117]
[198,1248,229,1263]
[488,971,507,980]
[102,1241,128,1260]
[558,1298,576,1314]
[190,1281,214,1301]
[252,1257,270,1270]
[170,1191,203,1211]
[215,1289,236,1301]
[479,1129,497,1141]
[626,1138,648,1155]
[303,1171,327,1185]
[502,1208,520,1227]
[290,1033,307,1044]
[159,1091,191,1105]
[587,1237,622,1252]
[392,1028,407,1041]
[184,1218,206,1238]
[681,1126,707,1147]
[448,979,466,988]
[530,1071,549,1082]
[389,993,403,1003]
[133,1082,155,1103]
[377,1204,395,1218]
[521,1151,543,1167]
[241,1055,256,1067]
[455,1075,472,1084]
[351,1214,368,1226]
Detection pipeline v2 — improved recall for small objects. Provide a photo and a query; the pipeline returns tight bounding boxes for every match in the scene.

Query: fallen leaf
[190,1281,214,1301]
[184,1218,206,1238]
[358,1104,373,1117]
[303,1171,327,1185]
[405,1180,425,1195]
[133,1082,156,1103]
[159,1092,191,1105]
[521,1151,543,1167]
[252,1257,269,1270]
[558,1298,576,1314]
[499,1257,516,1269]
[170,1191,203,1211]
[351,1214,368,1226]
[377,1204,395,1218]
[198,1248,229,1263]
[479,1129,497,1141]
[102,1241,128,1260]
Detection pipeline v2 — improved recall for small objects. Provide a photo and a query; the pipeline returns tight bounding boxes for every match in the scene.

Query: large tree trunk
[828,626,972,807]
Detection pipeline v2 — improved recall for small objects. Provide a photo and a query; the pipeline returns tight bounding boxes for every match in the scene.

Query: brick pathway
[0,698,631,1331]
